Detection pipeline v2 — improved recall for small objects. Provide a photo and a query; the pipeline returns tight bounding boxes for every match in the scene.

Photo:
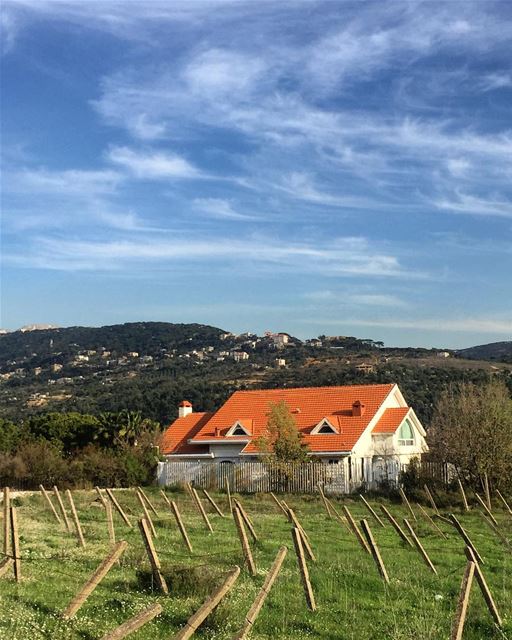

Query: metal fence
[157,460,348,494]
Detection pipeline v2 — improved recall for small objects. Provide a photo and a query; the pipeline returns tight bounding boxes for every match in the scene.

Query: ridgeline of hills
[0,322,511,427]
[457,341,512,364]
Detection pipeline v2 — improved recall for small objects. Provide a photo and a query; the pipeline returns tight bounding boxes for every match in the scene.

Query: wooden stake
[138,518,168,594]
[105,488,132,528]
[291,527,316,611]
[483,473,491,512]
[9,507,20,582]
[234,546,288,639]
[416,502,447,539]
[399,487,417,521]
[379,505,413,547]
[475,493,498,526]
[0,557,13,578]
[106,500,116,544]
[66,490,86,548]
[458,478,469,512]
[226,478,233,513]
[191,488,213,533]
[234,499,257,542]
[160,489,172,508]
[202,489,226,517]
[360,494,386,528]
[232,506,256,576]
[449,514,484,565]
[450,561,475,640]
[342,505,370,554]
[496,489,512,517]
[317,483,333,518]
[288,508,315,562]
[137,486,159,517]
[479,512,512,552]
[424,484,440,516]
[136,490,157,538]
[325,497,351,533]
[53,486,72,532]
[464,546,502,627]
[172,566,240,640]
[170,500,193,553]
[360,519,389,583]
[39,484,61,523]
[95,486,108,509]
[3,487,10,555]
[62,541,128,618]
[100,603,163,640]
[270,491,288,515]
[403,518,437,575]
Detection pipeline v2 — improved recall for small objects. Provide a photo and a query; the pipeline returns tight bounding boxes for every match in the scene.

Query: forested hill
[0,322,226,361]
[457,341,512,363]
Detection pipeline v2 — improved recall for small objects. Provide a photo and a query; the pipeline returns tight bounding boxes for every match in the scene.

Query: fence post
[62,541,128,618]
[379,505,412,547]
[10,506,21,582]
[100,603,163,640]
[291,527,316,611]
[232,505,256,576]
[105,489,132,528]
[39,484,61,523]
[464,546,502,627]
[450,561,475,640]
[106,500,116,544]
[342,506,370,554]
[360,519,389,583]
[171,567,240,640]
[136,489,157,538]
[403,518,437,575]
[138,518,168,594]
[53,486,72,533]
[3,487,10,555]
[170,500,193,553]
[233,546,287,639]
[457,479,469,512]
[66,490,86,548]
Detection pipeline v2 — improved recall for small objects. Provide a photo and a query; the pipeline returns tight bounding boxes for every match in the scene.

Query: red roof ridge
[229,383,395,395]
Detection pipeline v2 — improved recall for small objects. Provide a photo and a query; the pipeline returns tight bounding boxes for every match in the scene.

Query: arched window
[398,419,414,446]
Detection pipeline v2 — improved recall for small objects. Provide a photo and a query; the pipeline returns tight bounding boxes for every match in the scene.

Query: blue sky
[1,1,511,347]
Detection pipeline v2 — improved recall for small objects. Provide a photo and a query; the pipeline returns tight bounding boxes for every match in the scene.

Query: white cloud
[9,168,122,196]
[446,158,471,177]
[193,198,257,221]
[6,233,415,279]
[107,146,199,179]
[434,192,512,218]
[342,317,512,334]
[479,73,512,92]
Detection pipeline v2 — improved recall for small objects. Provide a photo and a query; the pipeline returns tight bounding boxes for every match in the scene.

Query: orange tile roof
[161,412,213,455]
[189,384,396,453]
[372,407,410,434]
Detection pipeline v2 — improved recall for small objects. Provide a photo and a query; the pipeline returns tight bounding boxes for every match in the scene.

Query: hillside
[1,322,511,427]
[457,341,512,363]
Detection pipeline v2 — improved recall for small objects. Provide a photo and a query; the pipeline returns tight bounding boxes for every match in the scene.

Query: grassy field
[0,488,511,639]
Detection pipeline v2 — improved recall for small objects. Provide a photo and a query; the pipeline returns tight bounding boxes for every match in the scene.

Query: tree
[256,400,309,462]
[428,380,512,491]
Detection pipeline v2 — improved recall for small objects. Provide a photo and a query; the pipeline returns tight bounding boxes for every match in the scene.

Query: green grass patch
[0,488,510,639]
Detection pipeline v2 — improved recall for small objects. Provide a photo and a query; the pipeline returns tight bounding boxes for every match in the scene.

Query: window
[318,423,336,434]
[231,426,246,435]
[328,459,339,465]
[398,419,415,446]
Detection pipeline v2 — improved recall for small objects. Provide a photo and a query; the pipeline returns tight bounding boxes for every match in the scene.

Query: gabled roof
[372,407,410,434]
[161,412,213,455]
[187,384,395,453]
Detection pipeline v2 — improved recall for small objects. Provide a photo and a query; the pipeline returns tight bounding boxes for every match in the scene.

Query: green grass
[0,488,511,639]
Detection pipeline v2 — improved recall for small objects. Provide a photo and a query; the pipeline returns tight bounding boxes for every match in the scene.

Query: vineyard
[0,486,511,639]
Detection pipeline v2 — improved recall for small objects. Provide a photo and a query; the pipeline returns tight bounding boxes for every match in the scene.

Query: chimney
[214,427,221,437]
[352,400,366,417]
[178,400,193,418]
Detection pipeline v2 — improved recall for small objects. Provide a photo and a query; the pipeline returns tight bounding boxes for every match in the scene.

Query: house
[161,384,428,485]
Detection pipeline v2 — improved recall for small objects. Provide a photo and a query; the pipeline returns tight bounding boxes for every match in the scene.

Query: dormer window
[398,419,414,446]
[311,417,339,434]
[232,425,246,436]
[225,419,252,437]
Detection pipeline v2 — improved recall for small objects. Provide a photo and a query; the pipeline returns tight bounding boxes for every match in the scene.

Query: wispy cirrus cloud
[107,146,200,180]
[193,198,257,221]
